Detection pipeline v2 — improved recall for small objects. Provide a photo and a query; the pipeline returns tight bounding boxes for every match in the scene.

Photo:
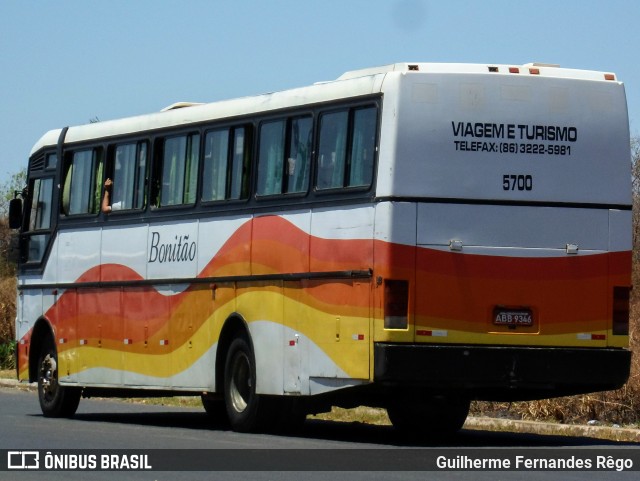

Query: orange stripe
[19,217,629,370]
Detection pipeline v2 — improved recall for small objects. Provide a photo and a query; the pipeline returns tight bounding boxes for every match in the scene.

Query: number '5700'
[503,174,533,191]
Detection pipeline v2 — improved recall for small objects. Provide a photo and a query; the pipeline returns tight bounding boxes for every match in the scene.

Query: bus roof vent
[161,102,204,112]
[524,62,561,68]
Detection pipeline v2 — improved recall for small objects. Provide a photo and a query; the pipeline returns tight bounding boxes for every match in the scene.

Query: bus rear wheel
[223,336,269,432]
[37,339,81,418]
[387,395,469,437]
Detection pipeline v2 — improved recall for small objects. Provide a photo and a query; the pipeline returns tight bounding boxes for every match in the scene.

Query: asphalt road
[1,386,639,481]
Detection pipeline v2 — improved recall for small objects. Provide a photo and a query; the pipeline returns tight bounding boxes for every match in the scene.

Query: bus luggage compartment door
[414,203,611,345]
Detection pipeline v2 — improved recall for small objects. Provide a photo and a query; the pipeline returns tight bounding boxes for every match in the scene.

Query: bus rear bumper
[373,343,632,401]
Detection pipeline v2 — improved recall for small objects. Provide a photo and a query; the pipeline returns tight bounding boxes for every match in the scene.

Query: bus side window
[317,111,348,190]
[230,127,251,200]
[61,148,103,215]
[203,126,251,202]
[203,129,229,202]
[316,106,377,190]
[28,178,53,231]
[157,133,200,207]
[257,120,286,196]
[25,177,54,262]
[349,106,377,187]
[257,117,311,197]
[135,143,148,209]
[286,116,312,194]
[108,142,148,211]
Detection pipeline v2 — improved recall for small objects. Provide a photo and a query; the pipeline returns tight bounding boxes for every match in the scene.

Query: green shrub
[0,340,16,370]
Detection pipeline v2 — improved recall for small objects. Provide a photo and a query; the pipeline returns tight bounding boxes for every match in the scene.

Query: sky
[1,0,639,186]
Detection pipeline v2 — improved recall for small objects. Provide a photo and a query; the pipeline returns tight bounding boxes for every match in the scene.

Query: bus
[10,62,632,435]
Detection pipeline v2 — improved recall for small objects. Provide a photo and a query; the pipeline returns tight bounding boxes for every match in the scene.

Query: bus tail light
[384,280,409,329]
[612,286,630,335]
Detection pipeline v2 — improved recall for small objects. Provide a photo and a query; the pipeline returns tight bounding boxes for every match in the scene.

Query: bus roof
[29,73,385,156]
[337,62,618,81]
[30,62,621,156]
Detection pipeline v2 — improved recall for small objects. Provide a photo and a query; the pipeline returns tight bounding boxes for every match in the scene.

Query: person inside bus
[101,178,122,213]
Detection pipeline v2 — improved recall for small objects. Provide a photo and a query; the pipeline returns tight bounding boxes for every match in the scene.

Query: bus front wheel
[223,336,268,432]
[37,339,81,418]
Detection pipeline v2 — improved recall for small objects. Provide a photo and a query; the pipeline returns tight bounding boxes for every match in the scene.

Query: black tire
[223,336,269,432]
[37,339,81,418]
[387,395,470,437]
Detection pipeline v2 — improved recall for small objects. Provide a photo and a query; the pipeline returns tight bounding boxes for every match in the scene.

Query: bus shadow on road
[298,419,639,447]
[60,408,639,448]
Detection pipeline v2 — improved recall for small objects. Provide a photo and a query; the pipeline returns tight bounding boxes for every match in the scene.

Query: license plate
[493,307,533,327]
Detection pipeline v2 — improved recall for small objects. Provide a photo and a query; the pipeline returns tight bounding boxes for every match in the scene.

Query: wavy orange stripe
[18,216,630,375]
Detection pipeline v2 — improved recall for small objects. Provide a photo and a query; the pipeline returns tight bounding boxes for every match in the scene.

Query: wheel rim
[39,354,58,404]
[229,351,252,413]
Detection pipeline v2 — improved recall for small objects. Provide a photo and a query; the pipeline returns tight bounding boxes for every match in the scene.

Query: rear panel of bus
[372,65,632,395]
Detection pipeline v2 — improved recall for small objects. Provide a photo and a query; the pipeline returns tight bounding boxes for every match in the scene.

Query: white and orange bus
[10,62,632,435]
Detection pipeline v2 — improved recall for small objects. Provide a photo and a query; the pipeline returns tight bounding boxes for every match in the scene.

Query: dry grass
[309,406,391,426]
[123,396,202,408]
[0,276,15,344]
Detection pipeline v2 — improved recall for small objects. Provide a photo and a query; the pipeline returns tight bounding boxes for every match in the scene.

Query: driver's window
[28,177,53,232]
[25,176,54,263]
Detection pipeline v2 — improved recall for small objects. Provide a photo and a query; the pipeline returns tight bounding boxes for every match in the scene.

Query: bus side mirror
[9,197,23,229]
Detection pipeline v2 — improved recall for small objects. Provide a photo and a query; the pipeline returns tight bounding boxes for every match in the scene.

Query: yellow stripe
[56,289,370,380]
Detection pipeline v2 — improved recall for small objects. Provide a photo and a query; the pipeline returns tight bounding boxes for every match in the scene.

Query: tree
[0,168,27,218]
[0,168,25,347]
[632,136,640,286]
[0,168,27,277]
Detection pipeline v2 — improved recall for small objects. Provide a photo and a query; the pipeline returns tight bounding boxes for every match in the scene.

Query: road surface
[0,386,638,481]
